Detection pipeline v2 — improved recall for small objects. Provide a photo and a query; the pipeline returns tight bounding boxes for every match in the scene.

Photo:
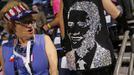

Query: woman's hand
[43,24,49,32]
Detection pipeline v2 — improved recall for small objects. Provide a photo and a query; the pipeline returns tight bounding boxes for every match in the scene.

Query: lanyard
[13,40,34,75]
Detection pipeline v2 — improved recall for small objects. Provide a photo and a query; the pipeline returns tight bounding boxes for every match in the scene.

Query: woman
[0,0,58,75]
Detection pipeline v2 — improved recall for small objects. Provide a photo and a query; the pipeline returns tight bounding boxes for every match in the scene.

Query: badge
[10,55,15,62]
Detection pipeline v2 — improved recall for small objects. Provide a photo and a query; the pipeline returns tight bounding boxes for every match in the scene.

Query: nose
[28,24,32,27]
[24,24,32,28]
[27,22,36,27]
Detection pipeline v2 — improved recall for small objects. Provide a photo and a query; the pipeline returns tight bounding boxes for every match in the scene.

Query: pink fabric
[52,0,60,15]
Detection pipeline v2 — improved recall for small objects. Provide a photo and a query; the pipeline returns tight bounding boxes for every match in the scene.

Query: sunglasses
[14,20,36,27]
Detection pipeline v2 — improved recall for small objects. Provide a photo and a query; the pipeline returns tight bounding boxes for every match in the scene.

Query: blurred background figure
[32,3,47,34]
[43,0,71,75]
[54,0,128,75]
[32,0,53,17]
[118,0,133,19]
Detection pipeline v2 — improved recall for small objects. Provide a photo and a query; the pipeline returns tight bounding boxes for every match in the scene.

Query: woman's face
[15,21,35,39]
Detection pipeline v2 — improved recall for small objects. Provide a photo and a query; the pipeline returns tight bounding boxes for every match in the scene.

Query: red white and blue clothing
[2,35,49,75]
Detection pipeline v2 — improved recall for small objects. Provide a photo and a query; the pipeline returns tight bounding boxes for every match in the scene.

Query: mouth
[26,27,34,33]
[28,28,33,32]
[71,36,83,41]
[70,32,83,42]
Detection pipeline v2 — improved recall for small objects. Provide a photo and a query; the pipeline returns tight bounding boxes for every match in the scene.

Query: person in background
[118,0,133,19]
[32,3,47,34]
[60,0,128,75]
[32,0,52,16]
[44,0,128,75]
[43,0,71,75]
[0,0,58,75]
[42,0,60,31]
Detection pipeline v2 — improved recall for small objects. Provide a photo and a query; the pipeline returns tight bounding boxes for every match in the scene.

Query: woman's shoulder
[35,34,51,41]
[35,34,49,37]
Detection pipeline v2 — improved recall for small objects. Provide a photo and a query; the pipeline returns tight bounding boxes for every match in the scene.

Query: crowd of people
[0,0,129,75]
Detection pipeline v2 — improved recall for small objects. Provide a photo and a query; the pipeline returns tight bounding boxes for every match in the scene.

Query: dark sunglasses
[14,20,36,26]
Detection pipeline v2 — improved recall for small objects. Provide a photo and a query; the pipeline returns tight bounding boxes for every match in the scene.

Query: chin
[29,34,34,38]
[24,35,34,40]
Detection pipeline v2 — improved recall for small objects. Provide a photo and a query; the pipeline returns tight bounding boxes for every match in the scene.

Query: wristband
[47,23,51,29]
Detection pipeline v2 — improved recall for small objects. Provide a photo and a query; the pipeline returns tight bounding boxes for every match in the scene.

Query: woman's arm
[59,0,64,38]
[44,35,58,75]
[0,46,2,71]
[43,0,65,38]
[102,0,120,19]
[42,14,60,31]
[0,46,5,75]
[102,0,129,31]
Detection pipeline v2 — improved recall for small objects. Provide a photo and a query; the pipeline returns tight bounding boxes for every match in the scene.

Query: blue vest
[2,35,49,75]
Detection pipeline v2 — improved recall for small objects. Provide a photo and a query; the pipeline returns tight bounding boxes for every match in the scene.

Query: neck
[16,35,35,46]
[17,38,28,47]
[19,38,28,44]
